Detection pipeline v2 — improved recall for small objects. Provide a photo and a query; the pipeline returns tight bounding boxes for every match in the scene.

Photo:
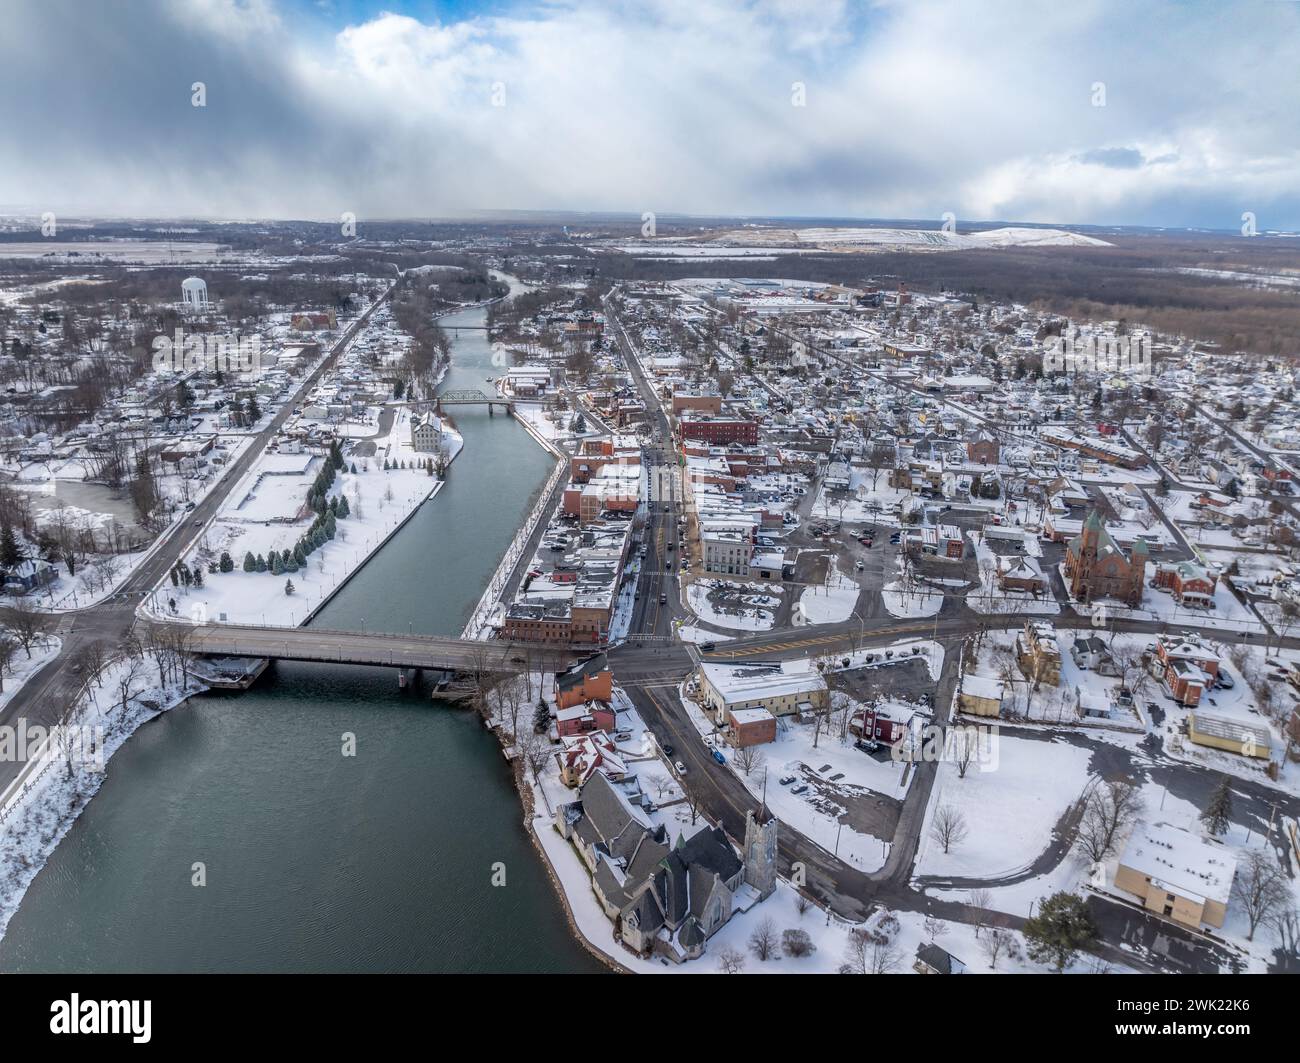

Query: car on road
[674,760,688,774]
[193,520,203,527]
[778,774,796,785]
[855,560,865,571]
[509,655,525,663]
[698,641,716,652]
[659,593,668,605]
[711,749,726,765]
[661,744,674,757]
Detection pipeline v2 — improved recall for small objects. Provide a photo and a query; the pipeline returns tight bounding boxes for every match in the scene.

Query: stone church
[1064,509,1147,607]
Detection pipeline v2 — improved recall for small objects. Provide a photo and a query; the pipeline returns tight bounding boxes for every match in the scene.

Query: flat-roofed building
[1115,821,1237,929]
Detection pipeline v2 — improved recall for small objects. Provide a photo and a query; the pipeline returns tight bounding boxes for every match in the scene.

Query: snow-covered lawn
[686,579,781,631]
[915,734,1095,891]
[152,410,462,627]
[794,560,859,625]
[881,581,943,618]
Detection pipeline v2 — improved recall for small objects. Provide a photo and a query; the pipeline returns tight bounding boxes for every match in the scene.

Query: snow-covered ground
[881,580,943,618]
[151,410,462,626]
[793,559,859,625]
[914,734,1095,901]
[0,655,204,941]
[686,579,782,631]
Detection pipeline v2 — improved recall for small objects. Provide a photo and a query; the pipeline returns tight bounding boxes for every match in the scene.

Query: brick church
[1064,510,1148,606]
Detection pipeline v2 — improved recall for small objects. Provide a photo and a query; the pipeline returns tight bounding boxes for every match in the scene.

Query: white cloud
[1,0,1298,227]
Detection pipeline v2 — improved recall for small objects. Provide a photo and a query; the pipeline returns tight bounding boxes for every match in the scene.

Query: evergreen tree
[219,551,234,573]
[294,543,308,566]
[336,495,350,518]
[192,568,204,589]
[1200,775,1233,837]
[255,553,268,573]
[170,566,180,587]
[270,552,284,575]
[0,522,23,568]
[350,463,358,475]
[324,513,337,539]
[243,551,256,572]
[1023,892,1096,972]
[285,579,295,596]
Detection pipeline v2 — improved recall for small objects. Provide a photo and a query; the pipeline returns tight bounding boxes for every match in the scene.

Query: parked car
[711,749,726,765]
[790,783,809,795]
[674,760,688,774]
[661,744,674,757]
[1216,667,1236,689]
[778,774,797,785]
[854,739,880,754]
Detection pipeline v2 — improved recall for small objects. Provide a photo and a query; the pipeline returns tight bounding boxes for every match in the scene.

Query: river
[0,294,606,973]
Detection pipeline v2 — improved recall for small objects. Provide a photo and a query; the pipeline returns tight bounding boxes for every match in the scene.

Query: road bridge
[166,622,576,674]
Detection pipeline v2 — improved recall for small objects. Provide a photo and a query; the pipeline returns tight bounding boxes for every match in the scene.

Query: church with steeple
[1063,509,1147,607]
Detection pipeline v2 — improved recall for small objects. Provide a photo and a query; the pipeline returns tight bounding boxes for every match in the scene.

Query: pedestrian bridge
[169,622,576,674]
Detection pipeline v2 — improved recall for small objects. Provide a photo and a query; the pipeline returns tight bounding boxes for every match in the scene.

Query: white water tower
[181,276,209,312]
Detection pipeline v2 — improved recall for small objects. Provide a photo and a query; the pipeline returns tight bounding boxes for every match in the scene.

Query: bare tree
[0,632,18,692]
[748,916,777,961]
[980,927,1021,971]
[968,888,992,937]
[1269,905,1300,958]
[1234,848,1289,941]
[735,743,763,777]
[5,597,51,659]
[1075,779,1143,863]
[716,946,746,974]
[930,804,969,854]
[923,915,948,942]
[949,725,979,779]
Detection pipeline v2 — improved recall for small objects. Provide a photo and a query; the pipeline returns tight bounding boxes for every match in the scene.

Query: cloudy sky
[3,0,1298,229]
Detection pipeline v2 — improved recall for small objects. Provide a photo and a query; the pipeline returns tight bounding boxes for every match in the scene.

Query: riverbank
[0,658,204,941]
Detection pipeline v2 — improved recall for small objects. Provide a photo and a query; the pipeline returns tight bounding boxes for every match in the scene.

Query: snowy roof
[961,675,1005,702]
[700,659,826,706]
[1118,821,1237,907]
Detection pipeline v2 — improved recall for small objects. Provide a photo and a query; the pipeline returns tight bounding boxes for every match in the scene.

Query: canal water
[0,298,606,973]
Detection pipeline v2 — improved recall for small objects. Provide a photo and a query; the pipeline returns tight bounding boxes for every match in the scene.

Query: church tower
[742,809,778,899]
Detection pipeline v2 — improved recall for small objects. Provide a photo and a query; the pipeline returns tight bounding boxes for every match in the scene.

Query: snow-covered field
[914,734,1095,895]
[794,560,858,625]
[153,410,462,627]
[686,580,781,631]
